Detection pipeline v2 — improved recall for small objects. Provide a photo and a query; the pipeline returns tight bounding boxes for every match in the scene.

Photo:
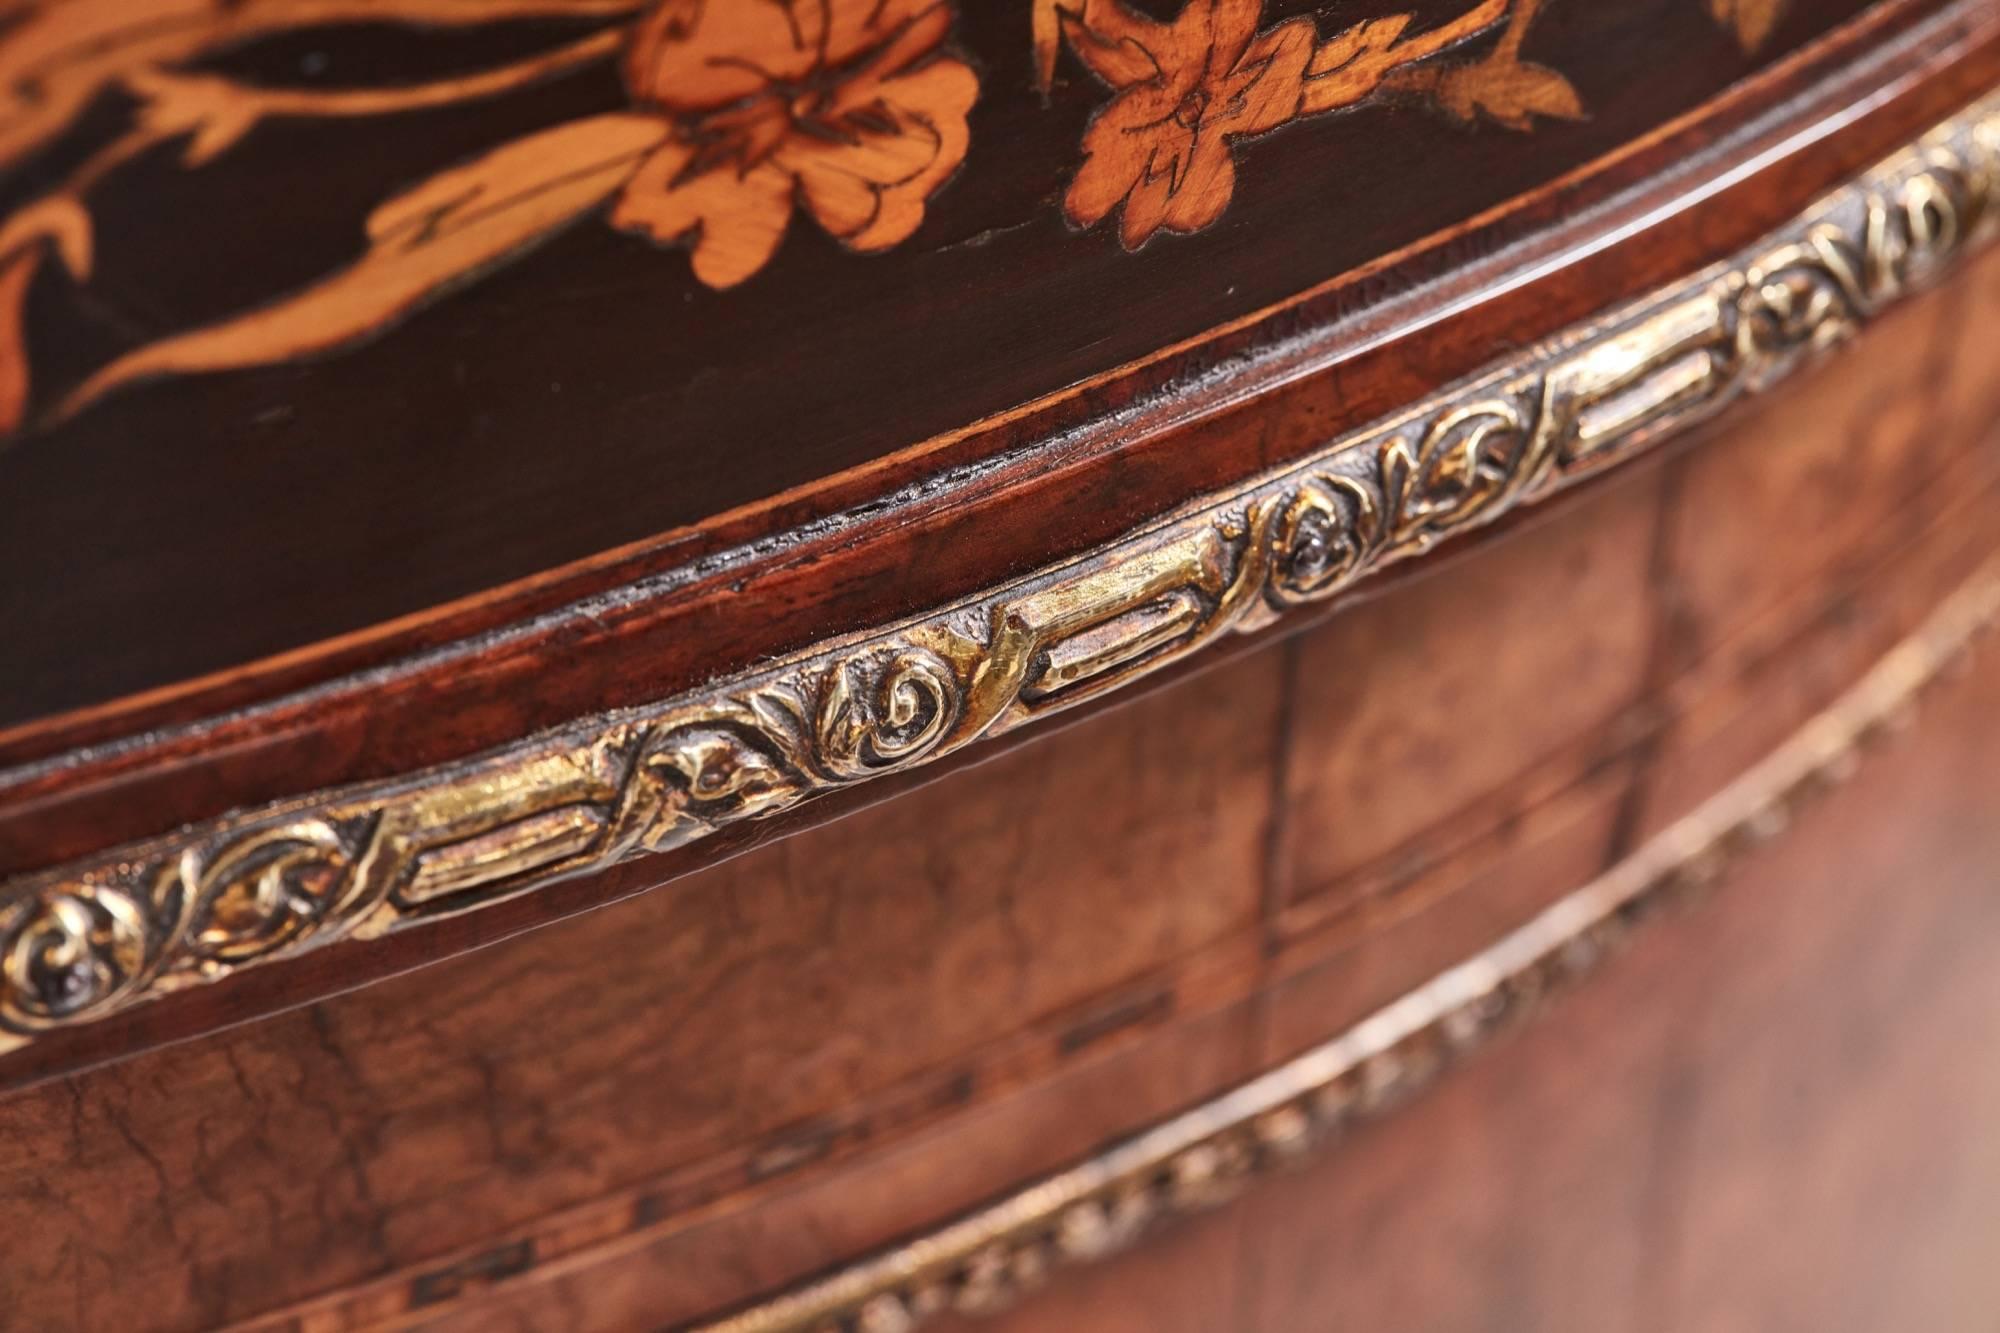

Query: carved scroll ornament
[0,89,1993,1055]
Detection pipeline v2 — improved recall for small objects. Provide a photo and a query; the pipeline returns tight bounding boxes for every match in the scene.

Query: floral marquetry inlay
[1036,0,1582,247]
[0,88,1994,1058]
[0,0,1796,440]
[610,0,979,288]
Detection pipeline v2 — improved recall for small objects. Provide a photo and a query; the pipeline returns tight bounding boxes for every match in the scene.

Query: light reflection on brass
[0,91,1995,1053]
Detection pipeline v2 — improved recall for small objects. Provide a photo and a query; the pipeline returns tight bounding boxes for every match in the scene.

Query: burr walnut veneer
[3,0,2000,1328]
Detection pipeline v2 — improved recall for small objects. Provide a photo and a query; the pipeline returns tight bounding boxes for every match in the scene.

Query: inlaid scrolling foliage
[0,0,980,435]
[1032,0,1583,247]
[0,0,1779,440]
[1,94,1994,1056]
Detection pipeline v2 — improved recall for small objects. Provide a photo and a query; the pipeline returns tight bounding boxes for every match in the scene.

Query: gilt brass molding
[1,90,1997,1055]
[689,552,2000,1333]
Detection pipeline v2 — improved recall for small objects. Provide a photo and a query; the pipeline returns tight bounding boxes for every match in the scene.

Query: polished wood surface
[1,0,1989,776]
[4,4,2000,1328]
[0,0,1891,723]
[4,55,1997,1072]
[1,237,1995,1326]
[957,642,2000,1333]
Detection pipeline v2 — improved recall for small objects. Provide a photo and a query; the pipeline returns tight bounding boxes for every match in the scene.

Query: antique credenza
[3,0,2000,1328]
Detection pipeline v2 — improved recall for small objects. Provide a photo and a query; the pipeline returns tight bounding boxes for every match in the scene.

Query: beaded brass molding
[690,551,2000,1333]
[1,91,1997,1055]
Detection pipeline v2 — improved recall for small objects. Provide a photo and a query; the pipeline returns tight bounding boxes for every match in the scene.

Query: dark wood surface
[0,0,1884,727]
[1,0,1994,940]
[4,12,2000,1328]
[0,247,1994,1326]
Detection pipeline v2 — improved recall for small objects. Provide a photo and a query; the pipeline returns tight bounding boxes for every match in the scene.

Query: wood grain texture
[1275,226,2000,940]
[0,651,1284,1331]
[3,74,1997,1070]
[4,1,1995,953]
[957,598,2000,1333]
[0,0,1958,743]
[0,13,1989,1055]
[2,10,1999,1328]
[679,547,2000,1333]
[0,243,1995,1327]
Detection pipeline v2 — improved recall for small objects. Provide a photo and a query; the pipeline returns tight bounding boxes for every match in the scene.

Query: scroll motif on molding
[0,92,1996,1055]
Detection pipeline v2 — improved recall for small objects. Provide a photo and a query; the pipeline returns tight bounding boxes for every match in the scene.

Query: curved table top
[2,0,1999,1078]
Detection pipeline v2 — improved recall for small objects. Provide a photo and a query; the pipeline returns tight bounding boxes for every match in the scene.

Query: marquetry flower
[611,0,979,288]
[1060,0,1313,249]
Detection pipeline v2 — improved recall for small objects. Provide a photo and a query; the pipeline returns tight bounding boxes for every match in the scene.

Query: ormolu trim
[687,552,2000,1333]
[1,91,1997,1055]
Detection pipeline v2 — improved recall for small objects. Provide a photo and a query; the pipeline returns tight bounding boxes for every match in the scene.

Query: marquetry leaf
[1033,0,1169,94]
[1288,0,1504,114]
[1299,15,1416,113]
[59,113,666,420]
[1431,59,1584,131]
[123,69,263,167]
[1377,0,1582,132]
[0,249,38,436]
[0,197,94,284]
[0,0,647,173]
[0,198,92,435]
[1707,0,1789,52]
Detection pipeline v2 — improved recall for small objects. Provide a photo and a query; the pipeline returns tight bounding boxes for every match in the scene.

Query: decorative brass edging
[688,554,2000,1333]
[1,92,1997,1054]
